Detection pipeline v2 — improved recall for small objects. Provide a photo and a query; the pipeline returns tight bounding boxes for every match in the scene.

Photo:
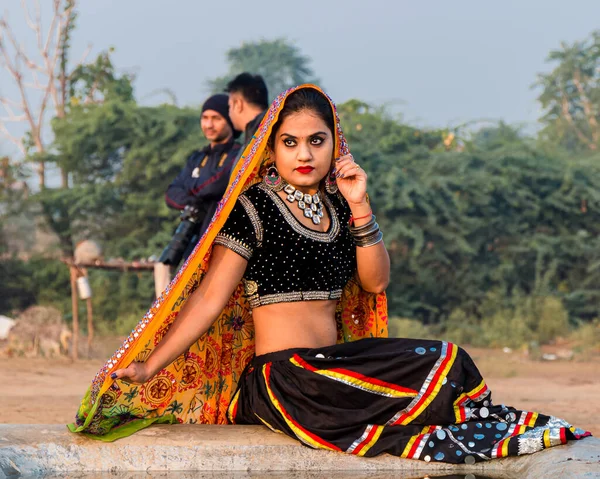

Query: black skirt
[228,337,590,464]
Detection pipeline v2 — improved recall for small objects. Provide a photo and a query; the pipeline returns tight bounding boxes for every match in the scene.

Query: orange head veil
[68,84,388,441]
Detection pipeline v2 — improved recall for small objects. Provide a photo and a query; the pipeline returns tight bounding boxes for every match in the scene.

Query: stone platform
[0,424,598,478]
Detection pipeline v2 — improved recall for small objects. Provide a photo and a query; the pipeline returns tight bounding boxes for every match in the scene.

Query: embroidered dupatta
[68,85,389,441]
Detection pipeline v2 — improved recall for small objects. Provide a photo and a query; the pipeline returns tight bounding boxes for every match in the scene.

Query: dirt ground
[0,343,598,435]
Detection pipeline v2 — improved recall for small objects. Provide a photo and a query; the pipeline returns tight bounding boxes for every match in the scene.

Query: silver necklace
[283,184,324,225]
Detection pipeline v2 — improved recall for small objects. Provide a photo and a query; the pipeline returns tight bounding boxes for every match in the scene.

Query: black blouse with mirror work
[213,182,356,309]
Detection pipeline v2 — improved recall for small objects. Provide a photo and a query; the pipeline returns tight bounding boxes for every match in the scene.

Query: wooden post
[154,262,171,298]
[61,258,157,359]
[85,297,93,358]
[82,268,94,358]
[69,265,79,360]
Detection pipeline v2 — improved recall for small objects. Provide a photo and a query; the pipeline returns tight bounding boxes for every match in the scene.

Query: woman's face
[272,109,334,192]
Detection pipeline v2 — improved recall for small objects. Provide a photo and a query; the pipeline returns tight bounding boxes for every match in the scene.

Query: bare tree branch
[20,0,38,31]
[0,38,37,138]
[20,0,43,52]
[0,122,26,154]
[50,3,75,115]
[23,81,47,90]
[43,1,60,55]
[0,96,23,107]
[0,22,22,75]
[40,24,62,124]
[72,43,91,73]
[0,17,44,73]
[0,96,24,117]
[1,0,84,188]
[0,114,27,122]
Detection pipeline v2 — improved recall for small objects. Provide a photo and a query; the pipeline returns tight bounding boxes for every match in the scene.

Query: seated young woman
[69,85,590,464]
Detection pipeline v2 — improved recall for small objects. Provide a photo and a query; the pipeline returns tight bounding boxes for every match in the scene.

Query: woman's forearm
[142,246,248,378]
[356,241,390,292]
[144,290,220,377]
[349,200,390,293]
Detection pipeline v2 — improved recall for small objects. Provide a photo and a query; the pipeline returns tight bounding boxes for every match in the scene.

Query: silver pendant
[280,182,324,223]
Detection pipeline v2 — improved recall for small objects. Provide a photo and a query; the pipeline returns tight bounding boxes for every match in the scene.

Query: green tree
[68,49,135,105]
[50,100,202,259]
[338,100,600,327]
[466,122,528,152]
[21,50,137,257]
[22,97,205,323]
[208,39,318,99]
[536,30,600,152]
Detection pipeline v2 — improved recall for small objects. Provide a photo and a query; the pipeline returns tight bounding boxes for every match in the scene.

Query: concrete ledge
[0,425,598,479]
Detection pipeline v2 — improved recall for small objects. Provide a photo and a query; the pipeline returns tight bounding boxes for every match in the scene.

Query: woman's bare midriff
[252,299,339,355]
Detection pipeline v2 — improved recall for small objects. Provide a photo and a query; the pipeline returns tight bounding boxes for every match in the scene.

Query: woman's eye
[283,139,296,147]
[311,137,324,145]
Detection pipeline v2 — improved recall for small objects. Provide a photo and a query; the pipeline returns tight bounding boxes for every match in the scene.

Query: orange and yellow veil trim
[67,84,388,441]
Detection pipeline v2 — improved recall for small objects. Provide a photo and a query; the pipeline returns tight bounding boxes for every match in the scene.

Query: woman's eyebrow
[279,131,328,138]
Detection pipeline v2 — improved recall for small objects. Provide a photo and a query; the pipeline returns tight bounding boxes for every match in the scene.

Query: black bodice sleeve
[213,195,262,261]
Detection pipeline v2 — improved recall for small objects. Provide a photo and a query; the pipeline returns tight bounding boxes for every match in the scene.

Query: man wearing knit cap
[162,94,241,266]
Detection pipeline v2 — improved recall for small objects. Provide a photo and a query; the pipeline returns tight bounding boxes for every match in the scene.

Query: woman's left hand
[334,154,368,205]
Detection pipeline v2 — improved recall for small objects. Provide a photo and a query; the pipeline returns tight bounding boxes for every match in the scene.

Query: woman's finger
[336,161,364,179]
[334,155,354,168]
[110,367,129,380]
[334,159,355,175]
[111,363,140,381]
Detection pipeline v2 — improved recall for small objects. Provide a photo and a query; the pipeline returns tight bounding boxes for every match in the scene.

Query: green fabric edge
[66,385,177,442]
[67,415,177,442]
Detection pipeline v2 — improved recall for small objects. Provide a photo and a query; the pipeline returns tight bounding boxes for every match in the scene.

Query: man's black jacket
[165,139,241,249]
[165,139,241,212]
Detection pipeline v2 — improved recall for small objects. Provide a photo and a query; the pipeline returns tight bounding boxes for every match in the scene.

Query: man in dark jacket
[225,73,269,178]
[161,94,240,266]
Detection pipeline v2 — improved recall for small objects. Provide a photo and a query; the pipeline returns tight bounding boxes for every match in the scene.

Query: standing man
[225,73,269,177]
[160,94,241,268]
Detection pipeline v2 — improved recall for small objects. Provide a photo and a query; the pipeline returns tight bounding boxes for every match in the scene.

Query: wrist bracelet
[348,215,377,233]
[348,209,373,226]
[352,225,380,239]
[355,231,384,247]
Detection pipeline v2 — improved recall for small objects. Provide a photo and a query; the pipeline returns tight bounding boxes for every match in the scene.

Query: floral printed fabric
[68,85,388,441]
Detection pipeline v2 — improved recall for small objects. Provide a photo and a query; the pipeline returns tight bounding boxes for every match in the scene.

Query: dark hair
[225,73,269,110]
[268,87,335,148]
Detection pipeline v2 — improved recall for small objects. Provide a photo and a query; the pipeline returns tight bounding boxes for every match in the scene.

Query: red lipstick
[296,166,315,174]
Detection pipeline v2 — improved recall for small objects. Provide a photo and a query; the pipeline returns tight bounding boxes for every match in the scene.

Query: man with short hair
[162,94,240,266]
[225,73,269,176]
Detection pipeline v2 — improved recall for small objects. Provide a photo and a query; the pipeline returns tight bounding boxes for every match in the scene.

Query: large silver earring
[325,169,338,194]
[264,165,285,191]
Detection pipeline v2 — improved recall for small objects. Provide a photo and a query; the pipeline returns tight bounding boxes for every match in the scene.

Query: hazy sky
[2,0,600,159]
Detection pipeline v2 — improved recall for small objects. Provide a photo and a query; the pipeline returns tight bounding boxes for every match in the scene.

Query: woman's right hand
[110,362,152,384]
[106,247,248,388]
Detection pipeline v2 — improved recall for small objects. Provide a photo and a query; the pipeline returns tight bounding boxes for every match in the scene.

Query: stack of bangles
[348,213,384,247]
